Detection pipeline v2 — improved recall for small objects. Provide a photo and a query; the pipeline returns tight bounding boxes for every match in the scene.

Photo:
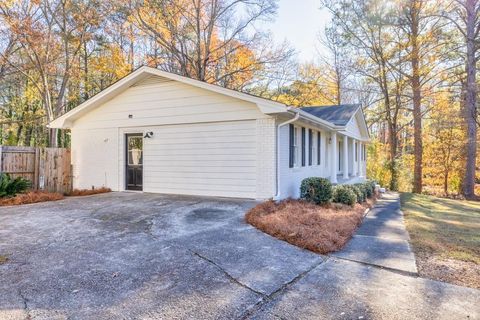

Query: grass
[245,199,374,254]
[401,192,480,288]
[0,255,8,264]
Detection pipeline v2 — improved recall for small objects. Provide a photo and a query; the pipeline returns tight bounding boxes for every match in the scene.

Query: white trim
[49,66,288,129]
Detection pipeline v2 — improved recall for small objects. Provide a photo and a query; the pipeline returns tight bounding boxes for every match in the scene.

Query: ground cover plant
[0,173,30,198]
[401,193,480,289]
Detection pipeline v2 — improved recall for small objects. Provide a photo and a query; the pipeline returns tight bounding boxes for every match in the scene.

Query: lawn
[401,193,480,289]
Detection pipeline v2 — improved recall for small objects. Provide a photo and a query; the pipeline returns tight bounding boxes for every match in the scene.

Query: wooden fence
[0,146,72,194]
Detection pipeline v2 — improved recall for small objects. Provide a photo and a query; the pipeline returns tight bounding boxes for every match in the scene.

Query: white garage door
[143,120,257,198]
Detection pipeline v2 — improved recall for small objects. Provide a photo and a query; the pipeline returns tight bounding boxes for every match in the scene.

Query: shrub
[354,183,368,202]
[365,180,377,198]
[0,173,30,198]
[348,184,365,203]
[332,185,357,206]
[300,177,333,205]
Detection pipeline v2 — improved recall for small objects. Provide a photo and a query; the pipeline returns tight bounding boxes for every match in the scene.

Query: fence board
[0,146,72,194]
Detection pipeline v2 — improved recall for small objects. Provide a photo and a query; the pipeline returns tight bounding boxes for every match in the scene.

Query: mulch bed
[0,187,112,206]
[0,191,64,206]
[245,198,375,254]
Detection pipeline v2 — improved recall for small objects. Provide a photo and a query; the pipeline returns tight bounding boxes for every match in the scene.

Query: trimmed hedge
[348,184,365,203]
[332,185,357,206]
[300,177,333,205]
[354,183,368,202]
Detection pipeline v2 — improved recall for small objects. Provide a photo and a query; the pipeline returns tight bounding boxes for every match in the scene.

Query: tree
[441,0,480,199]
[130,0,291,88]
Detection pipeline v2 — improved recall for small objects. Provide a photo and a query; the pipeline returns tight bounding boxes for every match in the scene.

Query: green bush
[365,180,376,198]
[348,184,365,203]
[0,173,30,198]
[354,183,368,202]
[332,185,357,206]
[300,177,333,205]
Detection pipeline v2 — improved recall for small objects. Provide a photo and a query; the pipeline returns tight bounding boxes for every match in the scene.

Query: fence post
[33,147,40,190]
[0,145,3,173]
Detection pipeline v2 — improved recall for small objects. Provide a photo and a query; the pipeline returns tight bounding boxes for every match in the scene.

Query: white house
[49,66,370,200]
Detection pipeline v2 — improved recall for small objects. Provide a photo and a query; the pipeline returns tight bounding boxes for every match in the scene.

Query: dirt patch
[245,199,374,254]
[415,251,480,289]
[0,191,64,206]
[67,187,111,196]
[0,255,8,264]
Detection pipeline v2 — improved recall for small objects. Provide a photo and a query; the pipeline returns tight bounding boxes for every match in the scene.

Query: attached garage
[50,66,370,200]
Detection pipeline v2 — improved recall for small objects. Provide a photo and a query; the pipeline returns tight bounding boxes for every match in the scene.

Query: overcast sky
[264,0,332,62]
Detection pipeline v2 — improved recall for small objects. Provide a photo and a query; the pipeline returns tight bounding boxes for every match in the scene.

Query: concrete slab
[332,235,418,274]
[250,258,480,320]
[332,192,418,273]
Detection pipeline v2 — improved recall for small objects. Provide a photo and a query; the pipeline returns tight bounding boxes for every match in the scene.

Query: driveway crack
[238,257,327,320]
[18,289,31,320]
[189,249,265,296]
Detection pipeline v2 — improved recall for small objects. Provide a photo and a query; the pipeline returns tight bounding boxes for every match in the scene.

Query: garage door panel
[143,120,256,198]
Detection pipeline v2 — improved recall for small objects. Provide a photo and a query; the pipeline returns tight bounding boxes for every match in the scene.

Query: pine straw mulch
[67,187,111,196]
[0,191,64,206]
[0,187,112,206]
[246,198,375,254]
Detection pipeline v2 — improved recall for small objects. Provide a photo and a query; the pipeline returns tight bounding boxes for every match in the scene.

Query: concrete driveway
[0,192,479,320]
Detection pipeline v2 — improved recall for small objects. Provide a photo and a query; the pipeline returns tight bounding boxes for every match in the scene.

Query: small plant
[332,185,357,206]
[0,173,30,198]
[300,177,333,205]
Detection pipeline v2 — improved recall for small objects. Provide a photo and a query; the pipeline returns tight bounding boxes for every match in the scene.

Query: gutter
[274,107,300,200]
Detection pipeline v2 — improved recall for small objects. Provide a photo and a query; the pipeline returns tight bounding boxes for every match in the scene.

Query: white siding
[122,121,257,198]
[70,76,269,198]
[73,80,268,129]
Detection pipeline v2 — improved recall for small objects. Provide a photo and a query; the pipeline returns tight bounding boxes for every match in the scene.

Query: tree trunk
[463,0,478,199]
[410,0,423,193]
[444,171,449,196]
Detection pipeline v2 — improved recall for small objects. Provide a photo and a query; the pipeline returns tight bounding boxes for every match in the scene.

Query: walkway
[332,192,418,274]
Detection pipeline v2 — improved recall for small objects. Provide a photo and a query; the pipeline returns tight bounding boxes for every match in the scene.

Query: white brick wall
[277,120,331,199]
[256,118,276,199]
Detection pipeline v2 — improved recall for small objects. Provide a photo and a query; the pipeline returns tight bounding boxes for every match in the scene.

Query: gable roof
[48,67,369,141]
[300,104,361,126]
[49,66,288,128]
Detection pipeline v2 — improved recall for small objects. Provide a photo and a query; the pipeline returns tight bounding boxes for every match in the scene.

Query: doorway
[126,134,143,191]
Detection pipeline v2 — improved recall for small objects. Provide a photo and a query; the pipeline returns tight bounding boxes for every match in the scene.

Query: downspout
[274,108,300,200]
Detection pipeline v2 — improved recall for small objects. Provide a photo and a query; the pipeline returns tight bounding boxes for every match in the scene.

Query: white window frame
[293,126,299,167]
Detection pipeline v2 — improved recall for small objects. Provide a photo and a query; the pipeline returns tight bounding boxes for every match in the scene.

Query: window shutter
[289,124,294,168]
[317,132,321,165]
[301,127,306,166]
[308,129,313,166]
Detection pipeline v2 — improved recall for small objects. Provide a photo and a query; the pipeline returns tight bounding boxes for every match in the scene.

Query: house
[49,66,370,200]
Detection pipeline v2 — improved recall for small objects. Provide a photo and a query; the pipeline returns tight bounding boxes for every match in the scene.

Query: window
[301,127,306,167]
[338,141,342,171]
[308,129,313,166]
[289,124,299,168]
[317,132,321,165]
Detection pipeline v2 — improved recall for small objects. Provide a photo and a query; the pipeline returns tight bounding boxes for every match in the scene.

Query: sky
[264,0,332,62]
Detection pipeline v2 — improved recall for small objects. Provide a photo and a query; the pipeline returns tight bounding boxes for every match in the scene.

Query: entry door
[126,134,143,191]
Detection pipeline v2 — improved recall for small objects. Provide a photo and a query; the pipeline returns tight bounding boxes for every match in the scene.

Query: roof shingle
[300,104,360,126]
